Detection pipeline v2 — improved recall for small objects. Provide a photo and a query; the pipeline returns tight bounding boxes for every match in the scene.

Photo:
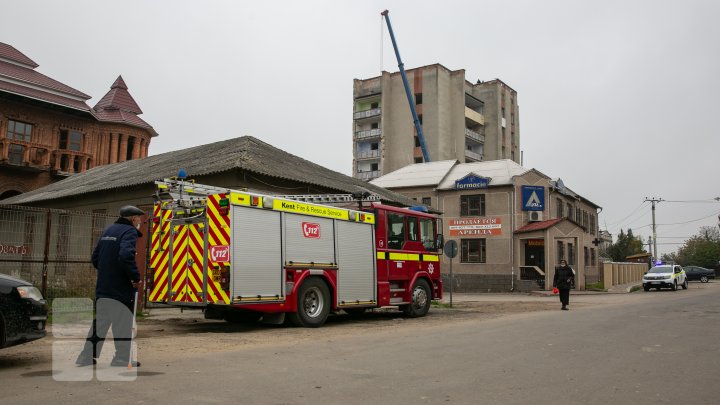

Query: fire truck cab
[147,179,443,327]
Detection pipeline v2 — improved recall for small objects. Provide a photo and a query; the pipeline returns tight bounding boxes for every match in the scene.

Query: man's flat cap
[119,205,145,217]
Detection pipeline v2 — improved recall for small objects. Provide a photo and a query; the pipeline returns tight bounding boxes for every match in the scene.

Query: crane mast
[381,10,431,162]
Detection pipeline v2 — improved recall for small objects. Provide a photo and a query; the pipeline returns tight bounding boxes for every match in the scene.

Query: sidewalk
[438,281,643,303]
[142,282,645,318]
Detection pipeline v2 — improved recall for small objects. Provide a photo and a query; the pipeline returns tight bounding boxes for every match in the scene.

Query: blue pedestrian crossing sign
[522,186,545,211]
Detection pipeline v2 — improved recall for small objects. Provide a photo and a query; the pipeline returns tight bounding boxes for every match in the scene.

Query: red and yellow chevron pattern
[148,195,231,305]
[206,194,231,304]
[148,204,171,302]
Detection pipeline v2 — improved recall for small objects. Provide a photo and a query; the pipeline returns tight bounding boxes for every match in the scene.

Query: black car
[684,266,716,283]
[0,273,48,349]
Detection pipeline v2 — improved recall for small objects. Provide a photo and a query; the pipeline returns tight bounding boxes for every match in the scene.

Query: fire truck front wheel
[289,277,331,328]
[401,279,431,318]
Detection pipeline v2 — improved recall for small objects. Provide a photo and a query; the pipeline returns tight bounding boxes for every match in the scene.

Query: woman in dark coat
[553,259,575,310]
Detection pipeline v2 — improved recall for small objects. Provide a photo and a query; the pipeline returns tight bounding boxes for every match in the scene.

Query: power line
[662,199,720,203]
[605,201,649,228]
[657,210,720,226]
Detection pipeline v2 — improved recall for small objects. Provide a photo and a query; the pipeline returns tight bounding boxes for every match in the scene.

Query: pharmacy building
[371,159,601,292]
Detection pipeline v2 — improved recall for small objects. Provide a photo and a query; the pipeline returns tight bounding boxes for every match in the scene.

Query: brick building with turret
[0,42,157,199]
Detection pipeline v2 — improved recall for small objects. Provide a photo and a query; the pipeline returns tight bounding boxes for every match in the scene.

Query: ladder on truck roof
[156,179,381,204]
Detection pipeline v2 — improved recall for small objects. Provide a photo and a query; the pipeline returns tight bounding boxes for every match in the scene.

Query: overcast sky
[4,0,719,257]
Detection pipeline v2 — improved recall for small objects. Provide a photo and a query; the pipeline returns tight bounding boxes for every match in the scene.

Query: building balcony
[354,128,382,141]
[355,150,380,160]
[465,107,484,126]
[356,170,380,181]
[464,149,483,162]
[465,128,485,144]
[354,108,381,120]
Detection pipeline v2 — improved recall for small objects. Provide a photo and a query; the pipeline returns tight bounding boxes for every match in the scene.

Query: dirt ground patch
[0,300,560,367]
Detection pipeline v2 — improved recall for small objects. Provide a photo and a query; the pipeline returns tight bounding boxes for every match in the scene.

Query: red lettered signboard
[209,245,230,263]
[448,217,502,236]
[302,222,320,238]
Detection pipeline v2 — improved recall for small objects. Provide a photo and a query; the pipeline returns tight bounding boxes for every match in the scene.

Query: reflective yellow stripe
[407,254,420,261]
[234,296,285,302]
[339,301,377,306]
[389,253,409,261]
[377,252,386,260]
[422,254,439,262]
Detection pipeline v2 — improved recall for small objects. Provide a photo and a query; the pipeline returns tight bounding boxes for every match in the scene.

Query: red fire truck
[147,178,443,327]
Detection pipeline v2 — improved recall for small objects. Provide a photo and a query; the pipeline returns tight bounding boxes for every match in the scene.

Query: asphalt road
[1,282,718,404]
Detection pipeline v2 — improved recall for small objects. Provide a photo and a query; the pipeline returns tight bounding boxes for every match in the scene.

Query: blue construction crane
[381,10,431,162]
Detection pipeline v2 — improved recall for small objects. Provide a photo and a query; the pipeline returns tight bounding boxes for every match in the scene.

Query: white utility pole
[644,197,663,261]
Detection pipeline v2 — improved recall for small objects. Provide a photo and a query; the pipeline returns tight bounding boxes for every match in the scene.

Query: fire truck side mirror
[435,234,444,252]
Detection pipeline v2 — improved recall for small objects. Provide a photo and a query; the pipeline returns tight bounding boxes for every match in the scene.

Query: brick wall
[0,98,153,196]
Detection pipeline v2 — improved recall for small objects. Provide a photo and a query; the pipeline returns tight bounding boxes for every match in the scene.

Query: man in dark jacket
[76,205,144,367]
[553,259,575,310]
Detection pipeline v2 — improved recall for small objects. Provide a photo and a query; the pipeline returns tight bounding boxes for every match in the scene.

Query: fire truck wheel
[401,279,431,318]
[289,277,331,328]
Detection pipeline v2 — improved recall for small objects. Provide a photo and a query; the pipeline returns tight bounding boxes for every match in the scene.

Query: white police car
[642,265,688,291]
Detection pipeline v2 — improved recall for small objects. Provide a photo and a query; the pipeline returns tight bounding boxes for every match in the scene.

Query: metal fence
[0,204,116,301]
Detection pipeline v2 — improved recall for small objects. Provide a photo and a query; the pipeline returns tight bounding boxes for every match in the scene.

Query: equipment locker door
[168,222,206,303]
[231,205,283,300]
[148,205,172,302]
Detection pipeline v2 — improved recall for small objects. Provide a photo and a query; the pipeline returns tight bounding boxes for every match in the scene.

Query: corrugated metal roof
[1,136,420,208]
[371,159,530,190]
[370,160,457,188]
[437,160,529,189]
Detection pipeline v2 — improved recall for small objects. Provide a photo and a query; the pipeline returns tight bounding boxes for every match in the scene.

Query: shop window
[461,239,486,263]
[460,194,485,216]
[387,213,405,250]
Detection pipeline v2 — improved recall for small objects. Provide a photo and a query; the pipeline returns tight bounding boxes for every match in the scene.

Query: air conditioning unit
[528,211,543,222]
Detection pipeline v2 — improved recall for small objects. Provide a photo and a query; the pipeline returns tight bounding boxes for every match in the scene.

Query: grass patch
[431,300,453,308]
[585,282,605,290]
